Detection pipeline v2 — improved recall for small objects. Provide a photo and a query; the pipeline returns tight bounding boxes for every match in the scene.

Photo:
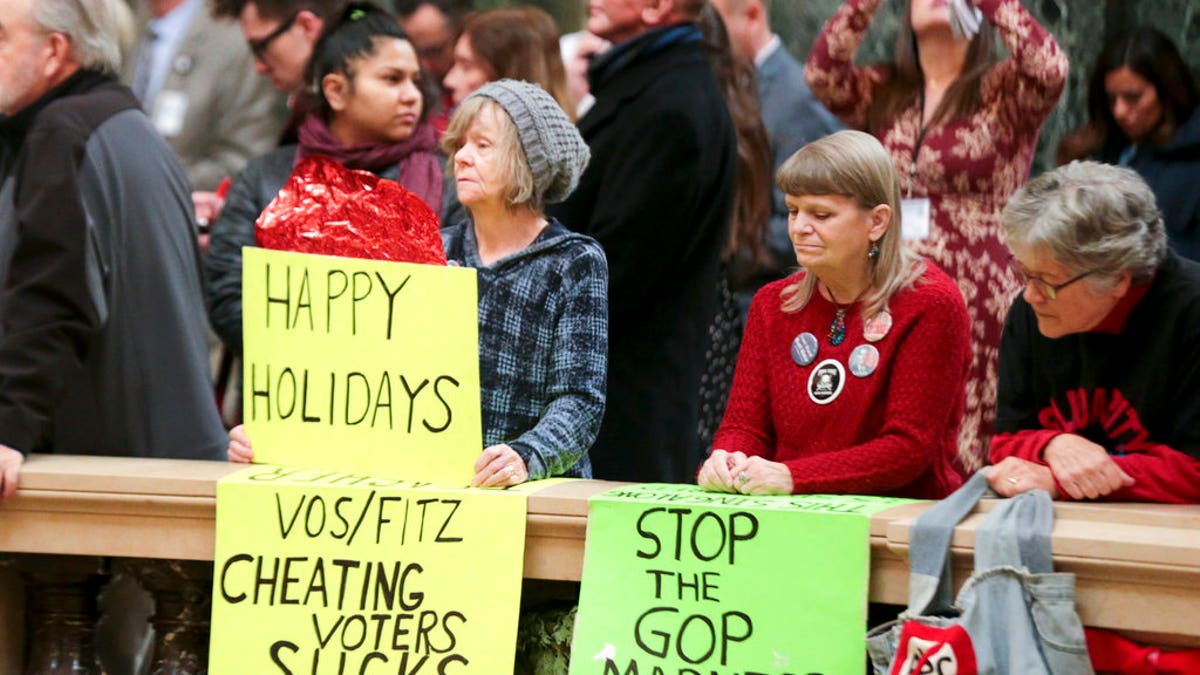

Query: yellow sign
[210,465,527,674]
[242,248,482,484]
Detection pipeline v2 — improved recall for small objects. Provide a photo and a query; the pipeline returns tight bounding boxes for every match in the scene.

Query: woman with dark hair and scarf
[205,1,442,356]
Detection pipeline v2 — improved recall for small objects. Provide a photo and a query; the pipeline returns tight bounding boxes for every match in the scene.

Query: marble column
[18,554,108,675]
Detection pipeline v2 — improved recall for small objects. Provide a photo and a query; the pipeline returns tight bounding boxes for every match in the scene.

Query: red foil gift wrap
[255,155,446,265]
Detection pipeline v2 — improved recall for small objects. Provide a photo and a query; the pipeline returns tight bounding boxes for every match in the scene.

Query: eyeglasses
[1007,257,1096,300]
[247,12,298,61]
[416,39,453,62]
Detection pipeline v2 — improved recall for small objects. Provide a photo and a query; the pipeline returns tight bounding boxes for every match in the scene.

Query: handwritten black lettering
[375,272,411,340]
[326,269,349,333]
[425,375,458,433]
[351,271,372,336]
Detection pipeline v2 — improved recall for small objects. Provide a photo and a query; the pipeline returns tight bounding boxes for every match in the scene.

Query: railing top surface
[9,454,1200,569]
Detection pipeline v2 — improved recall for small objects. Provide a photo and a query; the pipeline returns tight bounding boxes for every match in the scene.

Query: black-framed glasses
[1007,257,1096,300]
[247,12,298,61]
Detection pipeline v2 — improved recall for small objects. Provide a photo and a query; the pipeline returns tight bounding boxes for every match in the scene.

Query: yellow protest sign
[210,465,527,674]
[242,247,482,484]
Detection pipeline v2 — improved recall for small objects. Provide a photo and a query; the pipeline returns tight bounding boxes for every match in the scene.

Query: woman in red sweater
[698,130,971,498]
[805,0,1067,472]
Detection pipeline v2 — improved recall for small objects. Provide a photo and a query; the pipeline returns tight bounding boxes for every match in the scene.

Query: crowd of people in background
[1,0,1198,512]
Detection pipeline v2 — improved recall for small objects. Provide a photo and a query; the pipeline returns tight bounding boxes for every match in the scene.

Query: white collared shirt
[138,0,203,106]
[755,34,782,69]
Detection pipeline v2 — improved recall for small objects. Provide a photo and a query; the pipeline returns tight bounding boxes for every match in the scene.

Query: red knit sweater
[713,264,971,498]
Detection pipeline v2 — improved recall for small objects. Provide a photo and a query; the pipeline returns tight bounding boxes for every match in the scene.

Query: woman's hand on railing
[227,425,254,463]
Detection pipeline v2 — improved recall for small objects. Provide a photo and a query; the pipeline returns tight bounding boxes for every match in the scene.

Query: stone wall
[492,0,1200,175]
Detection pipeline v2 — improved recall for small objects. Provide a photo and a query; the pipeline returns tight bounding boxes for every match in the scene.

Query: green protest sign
[570,484,909,675]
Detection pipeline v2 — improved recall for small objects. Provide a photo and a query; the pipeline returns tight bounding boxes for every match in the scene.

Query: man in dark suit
[713,0,842,312]
[549,0,736,483]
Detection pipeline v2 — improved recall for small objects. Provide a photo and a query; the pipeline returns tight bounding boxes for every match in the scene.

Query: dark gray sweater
[0,70,224,459]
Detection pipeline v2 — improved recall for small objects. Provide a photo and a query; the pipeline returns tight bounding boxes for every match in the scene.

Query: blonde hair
[441,98,538,212]
[776,130,924,319]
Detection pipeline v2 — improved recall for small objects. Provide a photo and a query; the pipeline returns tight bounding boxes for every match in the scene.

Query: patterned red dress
[805,0,1067,465]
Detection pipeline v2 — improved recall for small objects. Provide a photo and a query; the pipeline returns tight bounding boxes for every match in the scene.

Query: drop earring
[868,240,881,260]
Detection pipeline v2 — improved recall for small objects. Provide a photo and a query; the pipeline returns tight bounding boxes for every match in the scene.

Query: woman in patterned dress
[805,0,1067,470]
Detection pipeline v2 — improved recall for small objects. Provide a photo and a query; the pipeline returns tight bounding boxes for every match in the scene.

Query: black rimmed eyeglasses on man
[247,12,298,61]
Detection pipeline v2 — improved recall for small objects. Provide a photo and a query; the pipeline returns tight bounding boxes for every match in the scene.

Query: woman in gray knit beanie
[439,79,609,488]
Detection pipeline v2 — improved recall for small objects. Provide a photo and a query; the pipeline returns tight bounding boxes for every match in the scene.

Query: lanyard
[908,89,931,199]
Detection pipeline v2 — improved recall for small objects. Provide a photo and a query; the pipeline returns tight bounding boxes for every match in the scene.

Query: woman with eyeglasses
[989,161,1200,504]
[206,1,441,359]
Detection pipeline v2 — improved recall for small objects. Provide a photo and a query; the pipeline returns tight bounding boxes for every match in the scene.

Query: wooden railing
[1,454,1198,672]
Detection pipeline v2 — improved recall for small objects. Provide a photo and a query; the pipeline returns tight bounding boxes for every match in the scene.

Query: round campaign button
[173,55,194,76]
[848,344,880,378]
[790,332,819,367]
[807,358,845,405]
[863,310,893,342]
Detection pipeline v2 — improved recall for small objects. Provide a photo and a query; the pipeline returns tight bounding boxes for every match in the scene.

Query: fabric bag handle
[905,469,993,615]
[973,488,1054,573]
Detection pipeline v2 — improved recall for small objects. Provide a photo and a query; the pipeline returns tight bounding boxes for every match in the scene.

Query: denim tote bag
[866,470,1093,675]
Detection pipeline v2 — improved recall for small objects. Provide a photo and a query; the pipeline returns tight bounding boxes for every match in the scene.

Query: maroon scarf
[295,112,443,216]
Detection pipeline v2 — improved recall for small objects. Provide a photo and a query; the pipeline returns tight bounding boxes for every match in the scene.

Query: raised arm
[975,0,1069,127]
[804,0,891,130]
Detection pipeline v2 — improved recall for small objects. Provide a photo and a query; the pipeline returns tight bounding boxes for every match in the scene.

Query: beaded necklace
[825,284,866,346]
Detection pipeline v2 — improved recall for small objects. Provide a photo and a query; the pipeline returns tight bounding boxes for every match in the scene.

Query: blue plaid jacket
[442,220,608,478]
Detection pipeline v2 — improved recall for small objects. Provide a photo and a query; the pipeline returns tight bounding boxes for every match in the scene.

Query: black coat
[1105,109,1200,262]
[550,25,737,483]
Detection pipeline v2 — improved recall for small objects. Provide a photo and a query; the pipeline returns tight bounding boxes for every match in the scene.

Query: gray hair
[1002,161,1167,286]
[32,0,123,75]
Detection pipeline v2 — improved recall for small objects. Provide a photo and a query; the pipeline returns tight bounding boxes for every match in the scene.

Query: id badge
[900,197,932,241]
[151,90,189,138]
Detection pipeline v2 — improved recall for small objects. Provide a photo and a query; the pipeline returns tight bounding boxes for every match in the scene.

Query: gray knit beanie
[464,79,590,205]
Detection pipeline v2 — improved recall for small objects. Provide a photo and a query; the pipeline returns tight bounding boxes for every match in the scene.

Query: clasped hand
[698,449,793,495]
[986,434,1135,500]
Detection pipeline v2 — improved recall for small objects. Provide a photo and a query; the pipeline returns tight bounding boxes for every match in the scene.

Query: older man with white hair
[0,0,226,497]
